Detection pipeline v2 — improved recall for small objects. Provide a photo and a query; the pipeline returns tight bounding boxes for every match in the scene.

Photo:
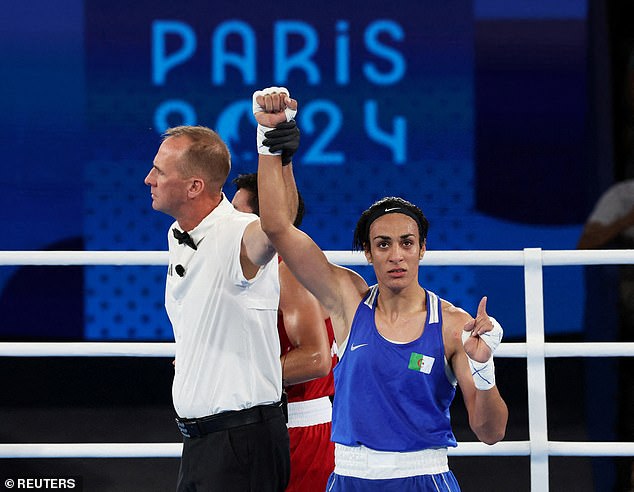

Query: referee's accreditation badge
[408,352,435,374]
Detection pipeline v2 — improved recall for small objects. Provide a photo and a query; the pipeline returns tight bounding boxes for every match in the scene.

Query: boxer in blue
[254,87,508,491]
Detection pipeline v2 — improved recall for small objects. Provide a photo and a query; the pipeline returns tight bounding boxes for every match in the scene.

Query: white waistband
[286,396,332,428]
[334,444,449,479]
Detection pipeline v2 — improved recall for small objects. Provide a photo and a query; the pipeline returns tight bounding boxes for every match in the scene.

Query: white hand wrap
[462,317,503,391]
[467,357,496,391]
[252,87,297,156]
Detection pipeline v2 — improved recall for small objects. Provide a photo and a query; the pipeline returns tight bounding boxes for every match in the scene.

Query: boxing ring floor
[0,248,633,491]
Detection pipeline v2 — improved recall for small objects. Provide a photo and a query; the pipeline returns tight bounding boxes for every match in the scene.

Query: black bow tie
[172,228,197,250]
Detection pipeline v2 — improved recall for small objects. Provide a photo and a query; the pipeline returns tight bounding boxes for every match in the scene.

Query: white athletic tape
[468,356,496,391]
[256,124,278,156]
[252,86,297,121]
[252,87,297,156]
[462,317,502,390]
[481,317,503,353]
[461,316,503,354]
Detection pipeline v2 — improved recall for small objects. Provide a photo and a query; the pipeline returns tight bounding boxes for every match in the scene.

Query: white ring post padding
[524,248,549,492]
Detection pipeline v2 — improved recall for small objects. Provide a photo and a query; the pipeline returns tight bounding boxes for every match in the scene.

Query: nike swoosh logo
[350,343,368,351]
[384,207,401,212]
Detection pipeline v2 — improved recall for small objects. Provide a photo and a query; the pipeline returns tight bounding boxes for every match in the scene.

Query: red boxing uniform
[279,313,337,492]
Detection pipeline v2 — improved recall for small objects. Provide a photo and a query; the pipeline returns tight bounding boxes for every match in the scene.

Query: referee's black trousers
[176,408,290,491]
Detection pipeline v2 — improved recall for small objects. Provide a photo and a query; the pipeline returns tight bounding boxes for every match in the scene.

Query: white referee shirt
[165,195,281,418]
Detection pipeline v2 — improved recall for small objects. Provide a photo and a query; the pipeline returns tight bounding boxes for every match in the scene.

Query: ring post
[524,248,549,491]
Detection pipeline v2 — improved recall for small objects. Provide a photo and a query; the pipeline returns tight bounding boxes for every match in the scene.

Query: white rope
[0,342,175,357]
[542,249,634,266]
[1,342,633,358]
[0,443,183,459]
[0,251,168,266]
[1,440,632,459]
[548,442,634,457]
[454,441,634,457]
[1,248,632,266]
[0,442,529,459]
[452,441,530,456]
[545,342,634,357]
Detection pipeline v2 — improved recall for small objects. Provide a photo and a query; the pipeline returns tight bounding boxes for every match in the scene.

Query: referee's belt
[175,401,284,438]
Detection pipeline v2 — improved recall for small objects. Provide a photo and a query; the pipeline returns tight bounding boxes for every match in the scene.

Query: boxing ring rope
[1,248,634,491]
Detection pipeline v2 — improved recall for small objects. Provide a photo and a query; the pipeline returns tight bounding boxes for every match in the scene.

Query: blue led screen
[0,0,589,340]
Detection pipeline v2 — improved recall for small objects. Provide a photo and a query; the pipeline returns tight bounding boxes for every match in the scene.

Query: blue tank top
[332,285,457,452]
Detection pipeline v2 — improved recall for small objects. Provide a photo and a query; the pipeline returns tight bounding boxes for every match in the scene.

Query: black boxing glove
[262,120,300,165]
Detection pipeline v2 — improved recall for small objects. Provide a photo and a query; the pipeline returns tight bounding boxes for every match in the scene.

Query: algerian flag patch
[408,352,435,374]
